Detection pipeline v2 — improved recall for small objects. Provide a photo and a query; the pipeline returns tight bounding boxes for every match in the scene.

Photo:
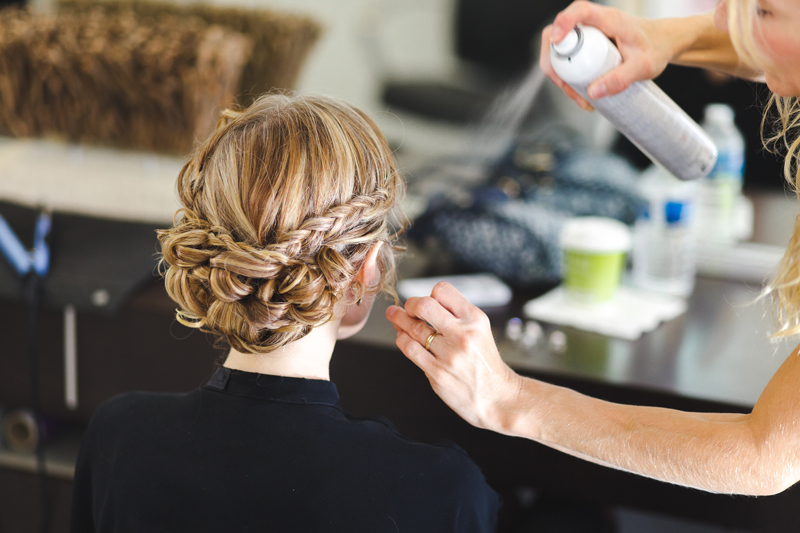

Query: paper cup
[560,217,631,304]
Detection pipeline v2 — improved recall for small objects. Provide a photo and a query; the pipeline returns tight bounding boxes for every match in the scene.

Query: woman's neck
[223,320,340,381]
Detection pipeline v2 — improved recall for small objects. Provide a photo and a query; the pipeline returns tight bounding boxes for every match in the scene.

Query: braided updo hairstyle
[158,93,405,353]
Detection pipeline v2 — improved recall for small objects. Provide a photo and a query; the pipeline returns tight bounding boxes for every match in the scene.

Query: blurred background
[0,0,797,532]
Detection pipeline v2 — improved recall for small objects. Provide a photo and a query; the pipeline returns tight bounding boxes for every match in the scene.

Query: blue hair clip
[0,210,51,278]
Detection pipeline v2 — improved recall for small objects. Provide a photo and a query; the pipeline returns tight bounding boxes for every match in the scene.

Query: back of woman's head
[158,93,405,353]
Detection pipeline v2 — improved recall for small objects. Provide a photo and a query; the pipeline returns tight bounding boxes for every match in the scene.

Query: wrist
[667,12,750,74]
[485,371,540,438]
[648,15,705,66]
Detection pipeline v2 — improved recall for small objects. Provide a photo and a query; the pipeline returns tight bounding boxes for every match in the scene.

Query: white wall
[604,0,718,18]
[172,0,458,116]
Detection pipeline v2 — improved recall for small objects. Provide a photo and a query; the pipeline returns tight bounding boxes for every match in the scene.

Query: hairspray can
[550,25,717,181]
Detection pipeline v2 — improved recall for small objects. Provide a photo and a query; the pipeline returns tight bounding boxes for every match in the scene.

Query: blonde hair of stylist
[387,0,800,496]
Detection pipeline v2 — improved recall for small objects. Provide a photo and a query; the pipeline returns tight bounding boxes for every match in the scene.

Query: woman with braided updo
[69,94,500,533]
[158,94,403,359]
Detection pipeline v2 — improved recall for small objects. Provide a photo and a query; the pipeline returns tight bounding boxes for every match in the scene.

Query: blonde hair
[726,0,800,338]
[158,93,405,353]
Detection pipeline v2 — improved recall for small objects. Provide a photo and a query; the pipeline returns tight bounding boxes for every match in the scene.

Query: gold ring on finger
[425,331,440,352]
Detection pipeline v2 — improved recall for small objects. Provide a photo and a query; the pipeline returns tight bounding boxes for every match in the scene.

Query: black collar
[204,366,342,408]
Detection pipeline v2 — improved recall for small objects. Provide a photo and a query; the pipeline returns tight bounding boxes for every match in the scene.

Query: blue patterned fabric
[411,149,642,288]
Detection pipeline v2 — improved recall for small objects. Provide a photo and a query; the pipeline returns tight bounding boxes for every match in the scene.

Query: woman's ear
[355,241,383,290]
[336,242,384,340]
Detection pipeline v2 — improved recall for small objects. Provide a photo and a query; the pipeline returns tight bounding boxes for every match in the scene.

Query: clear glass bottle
[633,166,698,297]
[697,103,745,245]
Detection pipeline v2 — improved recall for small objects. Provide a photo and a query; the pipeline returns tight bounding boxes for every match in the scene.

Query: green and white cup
[560,217,632,305]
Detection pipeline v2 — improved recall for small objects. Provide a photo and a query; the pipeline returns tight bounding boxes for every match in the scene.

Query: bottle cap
[704,103,734,124]
[560,216,631,253]
[665,201,687,224]
[552,28,582,57]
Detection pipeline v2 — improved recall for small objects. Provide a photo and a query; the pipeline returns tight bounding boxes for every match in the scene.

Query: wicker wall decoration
[57,0,324,104]
[0,2,322,154]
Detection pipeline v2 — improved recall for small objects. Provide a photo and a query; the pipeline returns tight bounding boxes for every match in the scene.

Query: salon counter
[333,190,800,531]
[334,273,799,532]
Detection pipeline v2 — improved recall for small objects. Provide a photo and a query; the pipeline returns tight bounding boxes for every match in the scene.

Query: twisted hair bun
[158,94,405,353]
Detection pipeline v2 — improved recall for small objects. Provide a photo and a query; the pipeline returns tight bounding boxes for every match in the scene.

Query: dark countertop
[351,190,800,410]
[354,276,793,410]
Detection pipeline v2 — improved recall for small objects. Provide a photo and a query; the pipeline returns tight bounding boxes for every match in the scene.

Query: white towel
[523,285,687,340]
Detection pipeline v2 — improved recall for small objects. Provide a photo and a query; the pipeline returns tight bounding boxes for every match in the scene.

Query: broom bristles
[0,1,322,154]
[0,6,254,153]
[57,0,324,104]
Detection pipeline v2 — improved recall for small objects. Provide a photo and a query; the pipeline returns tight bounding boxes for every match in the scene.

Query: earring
[356,297,363,306]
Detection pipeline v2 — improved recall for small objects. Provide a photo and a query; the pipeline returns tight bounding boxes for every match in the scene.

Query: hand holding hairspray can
[550,25,717,181]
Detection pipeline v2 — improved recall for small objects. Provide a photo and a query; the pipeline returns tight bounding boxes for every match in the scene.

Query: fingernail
[551,26,563,43]
[588,83,607,99]
[386,305,397,315]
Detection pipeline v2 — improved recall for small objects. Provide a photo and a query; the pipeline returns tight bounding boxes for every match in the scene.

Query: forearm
[660,12,762,78]
[496,377,790,495]
[390,284,800,496]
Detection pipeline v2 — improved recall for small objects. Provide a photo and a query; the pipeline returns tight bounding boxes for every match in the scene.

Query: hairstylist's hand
[540,1,676,108]
[386,282,523,433]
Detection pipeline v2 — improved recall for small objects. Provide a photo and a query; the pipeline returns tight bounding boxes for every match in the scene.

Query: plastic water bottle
[550,25,718,181]
[697,103,745,245]
[633,166,698,297]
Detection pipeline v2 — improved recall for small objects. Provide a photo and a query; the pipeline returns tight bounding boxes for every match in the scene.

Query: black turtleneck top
[69,366,500,532]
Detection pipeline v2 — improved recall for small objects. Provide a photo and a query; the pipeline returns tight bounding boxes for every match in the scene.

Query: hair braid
[158,93,406,354]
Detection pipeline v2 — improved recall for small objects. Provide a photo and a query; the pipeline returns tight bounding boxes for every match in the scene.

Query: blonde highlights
[158,94,405,353]
[725,0,800,338]
[726,0,769,69]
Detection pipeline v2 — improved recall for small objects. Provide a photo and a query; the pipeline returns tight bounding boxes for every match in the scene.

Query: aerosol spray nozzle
[551,27,582,57]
